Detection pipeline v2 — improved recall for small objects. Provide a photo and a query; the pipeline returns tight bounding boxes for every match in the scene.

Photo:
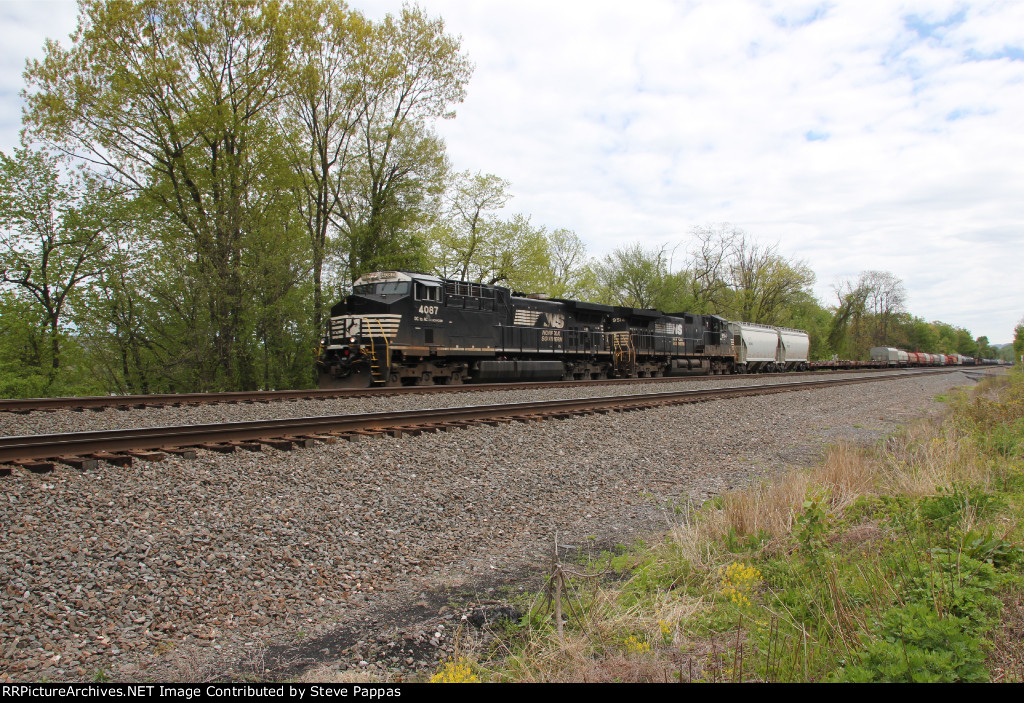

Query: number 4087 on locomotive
[317,270,757,388]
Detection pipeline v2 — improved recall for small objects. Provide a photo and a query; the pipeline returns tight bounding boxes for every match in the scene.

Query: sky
[1,0,1022,344]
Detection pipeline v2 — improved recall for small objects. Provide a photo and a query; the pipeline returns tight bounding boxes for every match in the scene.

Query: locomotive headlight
[349,337,357,343]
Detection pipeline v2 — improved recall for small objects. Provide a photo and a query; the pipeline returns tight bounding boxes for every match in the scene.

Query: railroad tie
[125,450,165,462]
[12,459,54,474]
[230,441,264,452]
[281,436,316,449]
[56,456,99,471]
[198,443,236,454]
[89,452,133,467]
[340,430,386,442]
[301,434,338,444]
[162,447,198,460]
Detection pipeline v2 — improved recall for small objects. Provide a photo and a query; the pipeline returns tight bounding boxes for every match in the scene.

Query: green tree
[338,5,471,280]
[827,280,869,358]
[0,147,114,382]
[975,335,994,360]
[543,228,592,300]
[727,233,815,324]
[591,243,686,310]
[438,170,511,281]
[467,214,550,291]
[903,315,939,353]
[283,0,372,335]
[24,0,307,390]
[784,292,834,360]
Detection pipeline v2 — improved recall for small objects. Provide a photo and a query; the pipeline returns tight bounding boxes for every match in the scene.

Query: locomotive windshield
[352,281,410,296]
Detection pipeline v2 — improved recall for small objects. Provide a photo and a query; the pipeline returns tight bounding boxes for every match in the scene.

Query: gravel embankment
[0,370,983,682]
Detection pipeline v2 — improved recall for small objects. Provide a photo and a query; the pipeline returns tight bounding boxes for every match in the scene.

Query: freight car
[730,322,810,373]
[318,271,737,387]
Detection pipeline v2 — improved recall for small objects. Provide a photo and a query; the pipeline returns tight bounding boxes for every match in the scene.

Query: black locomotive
[318,271,736,387]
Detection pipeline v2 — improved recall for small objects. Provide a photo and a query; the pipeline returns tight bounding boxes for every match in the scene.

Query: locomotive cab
[320,271,436,387]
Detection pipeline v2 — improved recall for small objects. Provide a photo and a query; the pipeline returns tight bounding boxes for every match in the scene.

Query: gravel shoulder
[0,370,984,682]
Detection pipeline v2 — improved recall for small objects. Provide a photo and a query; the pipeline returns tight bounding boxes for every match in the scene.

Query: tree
[1013,318,1024,364]
[904,315,939,354]
[543,228,592,300]
[592,244,682,309]
[860,270,907,346]
[24,0,307,390]
[0,147,114,381]
[683,224,814,323]
[726,233,815,324]
[439,170,510,281]
[472,214,551,291]
[828,279,869,358]
[975,336,995,360]
[687,224,738,313]
[284,0,371,335]
[336,5,472,281]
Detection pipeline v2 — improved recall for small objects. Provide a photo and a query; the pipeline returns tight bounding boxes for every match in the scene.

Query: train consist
[317,271,811,387]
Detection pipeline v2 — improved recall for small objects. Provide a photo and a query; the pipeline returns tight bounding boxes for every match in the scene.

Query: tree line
[0,1,1017,398]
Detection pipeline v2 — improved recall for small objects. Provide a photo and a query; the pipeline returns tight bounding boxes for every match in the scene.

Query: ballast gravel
[0,370,988,682]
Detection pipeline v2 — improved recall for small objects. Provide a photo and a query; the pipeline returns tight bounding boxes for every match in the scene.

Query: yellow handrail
[366,317,391,384]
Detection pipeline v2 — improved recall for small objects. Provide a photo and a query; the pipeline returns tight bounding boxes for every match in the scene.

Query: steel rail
[0,366,956,414]
[0,369,962,465]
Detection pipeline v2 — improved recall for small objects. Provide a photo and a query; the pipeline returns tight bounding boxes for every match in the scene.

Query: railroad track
[0,368,966,474]
[0,366,960,414]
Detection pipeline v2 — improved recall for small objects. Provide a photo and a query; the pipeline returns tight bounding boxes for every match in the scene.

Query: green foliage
[794,491,831,555]
[961,529,1024,568]
[836,603,988,682]
[12,0,469,395]
[919,484,1002,527]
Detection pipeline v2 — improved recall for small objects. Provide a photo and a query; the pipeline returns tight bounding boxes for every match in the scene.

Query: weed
[836,603,987,682]
[428,657,480,683]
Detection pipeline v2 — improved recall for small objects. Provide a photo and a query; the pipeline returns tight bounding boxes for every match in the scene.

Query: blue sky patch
[965,45,1024,62]
[772,3,831,30]
[804,130,830,142]
[903,8,967,41]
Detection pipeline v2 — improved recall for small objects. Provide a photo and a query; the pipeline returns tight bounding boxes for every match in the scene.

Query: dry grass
[989,586,1024,683]
[296,663,394,683]
[679,440,881,553]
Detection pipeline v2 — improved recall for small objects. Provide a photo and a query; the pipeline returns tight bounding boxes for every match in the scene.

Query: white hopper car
[730,322,810,373]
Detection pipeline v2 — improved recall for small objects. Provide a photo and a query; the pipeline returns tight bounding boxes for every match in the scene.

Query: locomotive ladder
[366,318,391,385]
[610,331,636,378]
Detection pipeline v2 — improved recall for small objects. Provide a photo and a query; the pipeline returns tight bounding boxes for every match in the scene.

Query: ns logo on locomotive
[317,271,811,388]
